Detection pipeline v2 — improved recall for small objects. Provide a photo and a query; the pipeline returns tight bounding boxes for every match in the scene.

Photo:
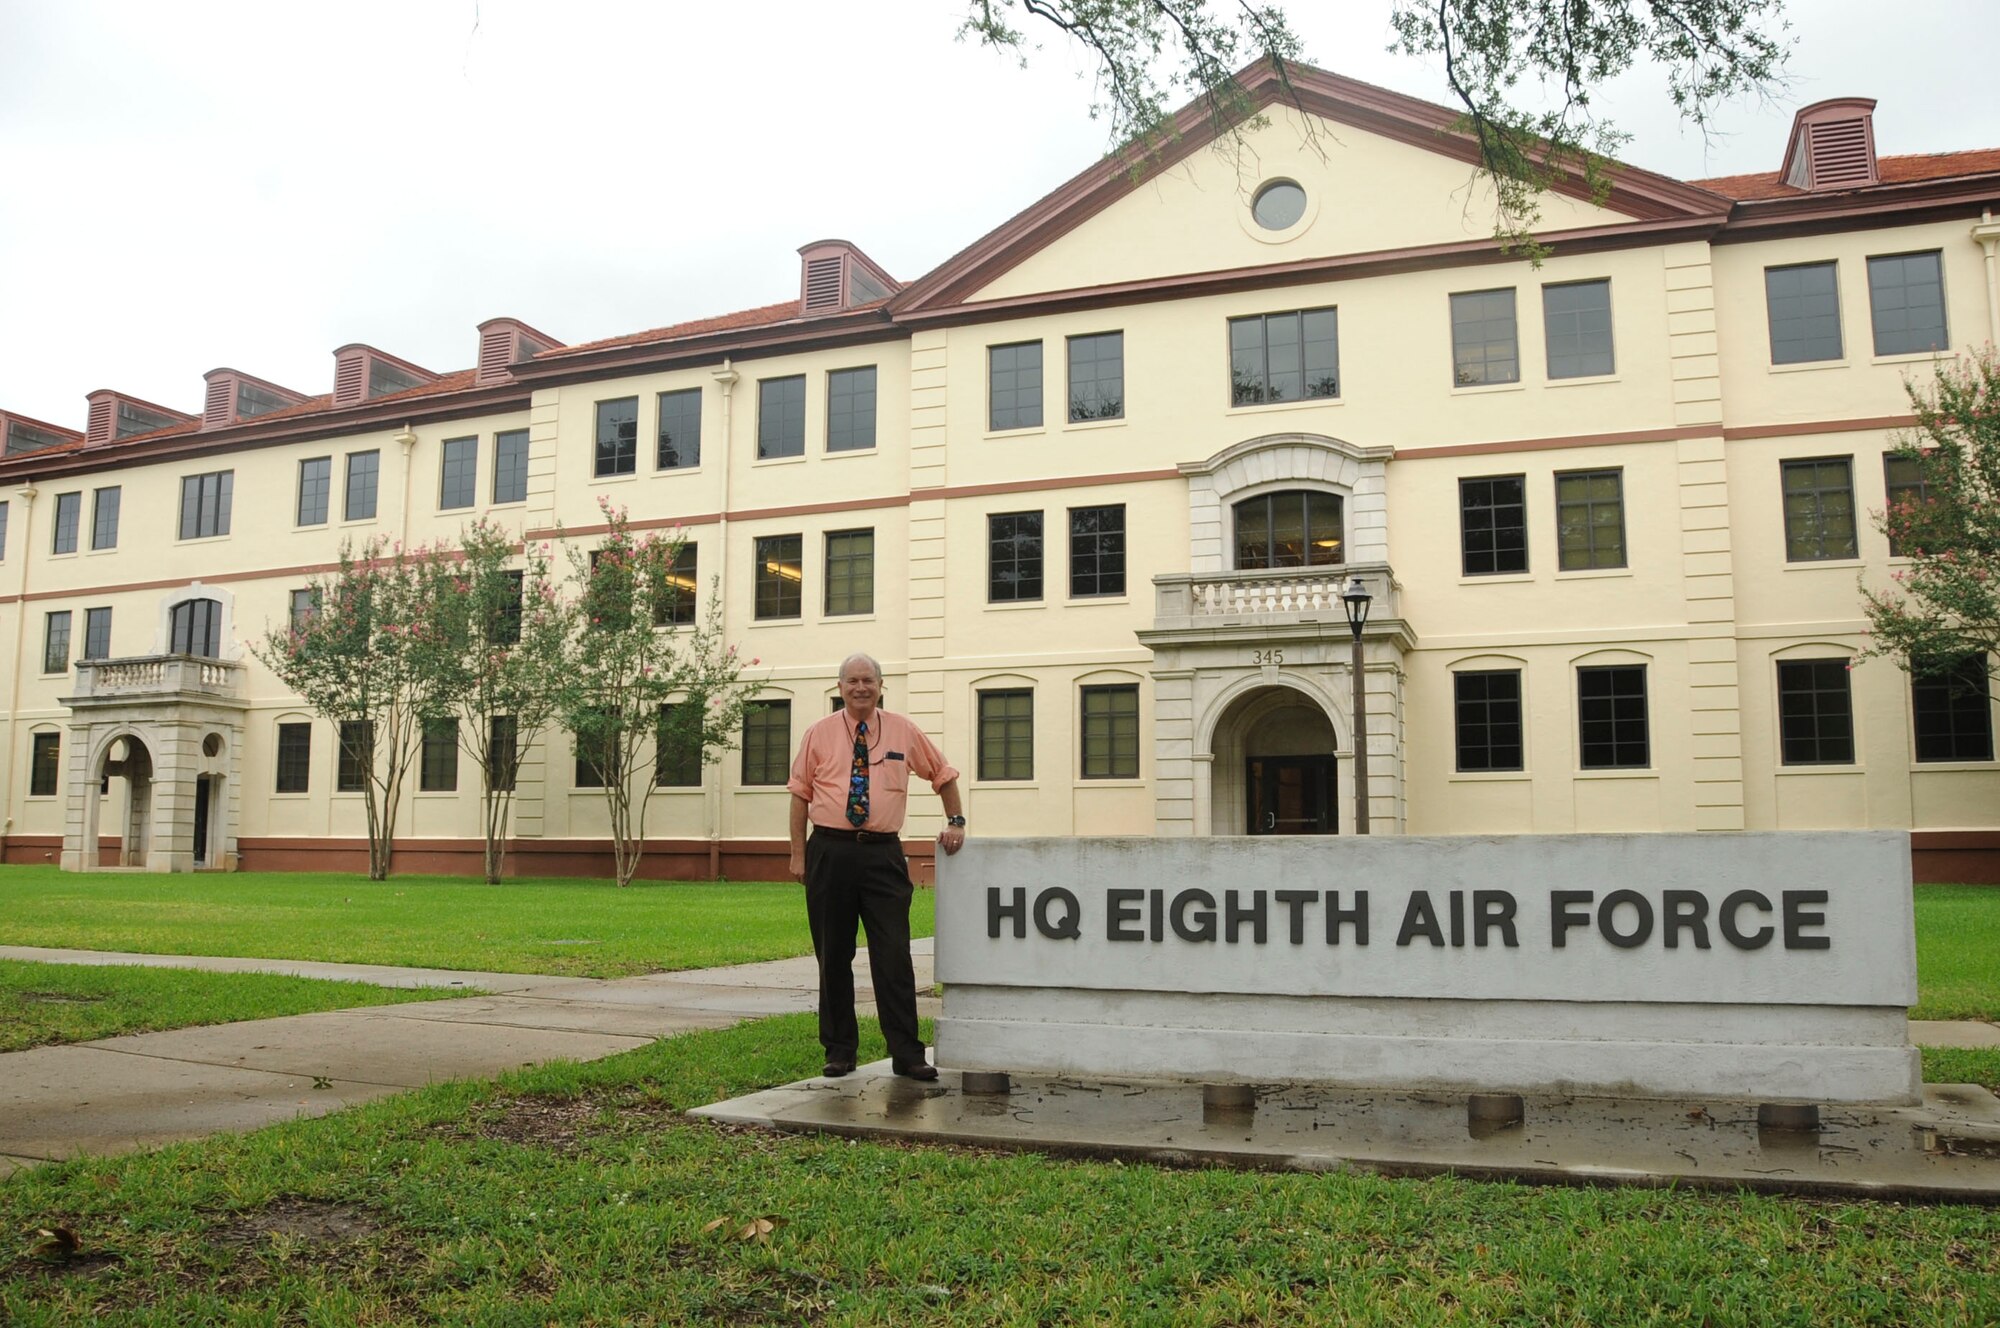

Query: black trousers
[804,831,923,1063]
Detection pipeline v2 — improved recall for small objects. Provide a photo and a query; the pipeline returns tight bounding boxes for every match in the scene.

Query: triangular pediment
[895,61,1730,314]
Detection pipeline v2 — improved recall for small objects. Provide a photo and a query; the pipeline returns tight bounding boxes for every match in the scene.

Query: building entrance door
[1246,755,1337,834]
[193,776,211,867]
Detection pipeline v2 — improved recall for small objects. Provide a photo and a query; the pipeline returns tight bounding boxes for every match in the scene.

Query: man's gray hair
[837,652,884,683]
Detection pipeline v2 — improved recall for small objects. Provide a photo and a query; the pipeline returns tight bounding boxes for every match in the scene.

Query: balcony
[67,655,246,706]
[1149,563,1401,633]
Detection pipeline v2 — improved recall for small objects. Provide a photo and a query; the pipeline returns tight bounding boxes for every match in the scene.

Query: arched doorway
[90,732,155,869]
[1208,685,1340,835]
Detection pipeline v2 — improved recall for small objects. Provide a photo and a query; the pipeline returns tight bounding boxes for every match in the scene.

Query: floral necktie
[846,721,870,827]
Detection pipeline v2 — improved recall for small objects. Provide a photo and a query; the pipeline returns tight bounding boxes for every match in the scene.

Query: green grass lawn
[0,865,936,979]
[0,959,464,1052]
[1909,885,2000,1020]
[5,1015,1996,1326]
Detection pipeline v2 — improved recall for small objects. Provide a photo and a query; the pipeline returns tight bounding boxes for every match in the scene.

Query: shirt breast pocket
[878,752,910,795]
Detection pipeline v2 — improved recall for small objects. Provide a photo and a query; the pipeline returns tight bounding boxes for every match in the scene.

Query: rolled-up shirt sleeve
[902,721,959,792]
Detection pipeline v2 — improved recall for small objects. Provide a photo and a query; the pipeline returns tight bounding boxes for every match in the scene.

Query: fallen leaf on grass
[30,1226,81,1260]
[701,1217,729,1234]
[737,1216,787,1242]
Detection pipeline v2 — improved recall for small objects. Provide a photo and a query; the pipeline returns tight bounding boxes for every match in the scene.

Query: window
[1233,491,1343,569]
[824,529,875,616]
[493,428,530,503]
[1454,670,1524,772]
[297,457,331,526]
[1868,251,1947,356]
[1765,261,1843,364]
[170,598,222,657]
[51,492,80,554]
[826,368,877,452]
[655,543,697,627]
[574,713,622,788]
[1884,453,1930,557]
[1450,288,1519,386]
[978,689,1034,781]
[0,501,9,560]
[1069,505,1125,597]
[1777,659,1855,765]
[345,451,380,521]
[420,718,458,792]
[655,703,702,787]
[757,376,806,459]
[83,607,112,661]
[439,436,477,510]
[178,471,233,540]
[91,487,121,550]
[1460,476,1527,576]
[43,611,71,673]
[337,720,373,793]
[289,588,317,632]
[1067,332,1124,422]
[656,389,701,469]
[1229,308,1338,404]
[1555,469,1627,571]
[989,341,1044,430]
[988,511,1044,602]
[275,723,312,793]
[741,700,791,785]
[488,715,518,792]
[1081,684,1140,779]
[1577,664,1649,769]
[489,570,524,645]
[595,397,638,477]
[1782,457,1858,561]
[1913,653,1993,763]
[1544,279,1614,379]
[1252,180,1307,230]
[30,732,60,797]
[754,534,803,619]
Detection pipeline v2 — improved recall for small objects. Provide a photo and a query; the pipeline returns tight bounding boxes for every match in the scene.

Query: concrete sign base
[934,834,1921,1105]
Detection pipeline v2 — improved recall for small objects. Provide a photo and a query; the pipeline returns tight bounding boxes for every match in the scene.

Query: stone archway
[78,729,156,869]
[1208,684,1341,835]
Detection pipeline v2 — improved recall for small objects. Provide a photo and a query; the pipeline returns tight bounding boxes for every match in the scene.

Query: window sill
[1553,567,1633,581]
[1449,770,1531,782]
[1910,760,1999,773]
[294,522,330,533]
[823,611,878,622]
[591,472,639,485]
[414,789,461,798]
[1066,595,1131,606]
[1450,380,1526,397]
[1783,557,1864,571]
[488,498,528,509]
[1774,764,1862,776]
[1077,777,1146,788]
[972,780,1039,789]
[437,505,475,516]
[1872,349,1956,367]
[86,545,118,555]
[176,533,232,547]
[652,465,703,477]
[984,425,1048,441]
[748,616,804,628]
[752,454,808,467]
[268,792,312,801]
[1768,358,1848,374]
[23,795,58,802]
[46,551,79,560]
[984,599,1047,612]
[824,446,878,459]
[340,516,380,528]
[1573,768,1656,780]
[1224,397,1341,418]
[1460,571,1535,585]
[1062,417,1127,433]
[1545,373,1620,389]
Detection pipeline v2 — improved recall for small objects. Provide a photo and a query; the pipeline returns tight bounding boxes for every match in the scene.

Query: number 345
[1251,648,1285,666]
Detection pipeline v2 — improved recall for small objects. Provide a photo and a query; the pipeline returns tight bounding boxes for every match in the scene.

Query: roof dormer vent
[332,345,440,406]
[0,410,83,457]
[200,369,310,430]
[797,240,899,315]
[84,391,196,446]
[475,318,564,386]
[1781,98,1879,192]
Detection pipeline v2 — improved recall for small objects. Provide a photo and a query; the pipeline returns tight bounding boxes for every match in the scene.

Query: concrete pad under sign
[691,1066,2000,1204]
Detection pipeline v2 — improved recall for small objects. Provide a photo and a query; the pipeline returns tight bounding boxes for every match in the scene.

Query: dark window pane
[30,732,60,797]
[757,377,806,459]
[1460,475,1527,575]
[1544,279,1614,379]
[91,486,121,549]
[595,397,639,477]
[574,710,622,788]
[169,598,222,657]
[825,529,875,616]
[439,436,477,510]
[741,701,792,785]
[43,611,70,673]
[1233,491,1343,570]
[297,458,331,526]
[755,535,803,619]
[177,471,233,540]
[1781,457,1858,561]
[1883,452,1930,558]
[656,389,702,469]
[1229,309,1339,404]
[988,511,1044,602]
[1777,658,1856,765]
[826,368,877,451]
[82,606,112,661]
[345,451,380,521]
[1868,251,1948,356]
[655,703,703,787]
[1913,653,1994,763]
[52,492,80,553]
[989,342,1044,431]
[1081,684,1140,778]
[1766,261,1843,364]
[276,722,312,794]
[1,501,11,561]
[337,720,374,793]
[978,689,1034,780]
[420,718,458,791]
[493,429,530,503]
[1454,670,1523,772]
[1067,333,1124,422]
[488,715,518,792]
[1451,288,1520,386]
[1555,469,1626,571]
[1069,504,1126,597]
[1577,664,1649,769]
[654,543,698,627]
[289,588,318,631]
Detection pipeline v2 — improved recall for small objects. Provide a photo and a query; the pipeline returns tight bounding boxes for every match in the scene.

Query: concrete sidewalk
[0,941,936,1178]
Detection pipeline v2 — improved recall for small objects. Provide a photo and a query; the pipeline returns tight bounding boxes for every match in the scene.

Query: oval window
[1252,180,1307,231]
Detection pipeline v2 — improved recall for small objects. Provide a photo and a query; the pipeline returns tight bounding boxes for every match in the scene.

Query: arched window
[170,598,222,657]
[1233,491,1343,570]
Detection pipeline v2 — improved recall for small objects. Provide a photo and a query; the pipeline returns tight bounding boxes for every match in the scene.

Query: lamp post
[1341,575,1373,835]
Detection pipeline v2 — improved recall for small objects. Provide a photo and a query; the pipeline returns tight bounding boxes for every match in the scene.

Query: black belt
[811,825,902,844]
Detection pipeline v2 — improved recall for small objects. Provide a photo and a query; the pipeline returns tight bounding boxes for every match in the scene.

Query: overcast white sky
[4,1,1998,429]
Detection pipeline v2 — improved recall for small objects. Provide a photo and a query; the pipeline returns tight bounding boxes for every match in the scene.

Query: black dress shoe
[823,1059,857,1078]
[892,1059,939,1082]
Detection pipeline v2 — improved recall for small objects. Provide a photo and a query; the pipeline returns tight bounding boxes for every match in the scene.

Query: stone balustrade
[1151,563,1399,629]
[71,655,244,700]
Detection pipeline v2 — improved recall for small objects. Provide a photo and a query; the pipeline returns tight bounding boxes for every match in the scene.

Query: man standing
[788,652,966,1080]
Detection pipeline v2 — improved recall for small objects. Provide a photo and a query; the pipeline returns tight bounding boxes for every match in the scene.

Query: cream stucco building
[4,66,1999,880]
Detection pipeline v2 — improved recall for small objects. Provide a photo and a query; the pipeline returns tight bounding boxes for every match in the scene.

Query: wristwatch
[946,816,967,828]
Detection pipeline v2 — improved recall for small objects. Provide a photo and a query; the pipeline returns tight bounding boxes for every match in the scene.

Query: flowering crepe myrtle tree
[560,500,763,888]
[1861,349,2000,699]
[424,520,577,883]
[253,537,459,880]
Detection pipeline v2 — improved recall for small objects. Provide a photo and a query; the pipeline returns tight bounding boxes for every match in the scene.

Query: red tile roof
[1692,149,2000,201]
[542,297,890,360]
